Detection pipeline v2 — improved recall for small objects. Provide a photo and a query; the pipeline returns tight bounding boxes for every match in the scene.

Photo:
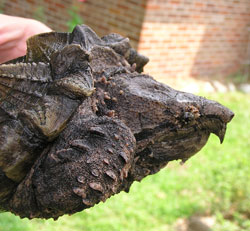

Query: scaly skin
[0,25,234,219]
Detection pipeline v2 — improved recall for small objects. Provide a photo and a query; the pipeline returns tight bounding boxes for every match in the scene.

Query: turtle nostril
[184,112,194,121]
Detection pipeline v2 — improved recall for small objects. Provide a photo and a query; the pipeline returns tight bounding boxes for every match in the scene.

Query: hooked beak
[176,91,234,144]
[201,98,234,143]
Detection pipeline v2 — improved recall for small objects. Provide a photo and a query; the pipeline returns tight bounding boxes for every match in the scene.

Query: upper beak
[201,98,234,143]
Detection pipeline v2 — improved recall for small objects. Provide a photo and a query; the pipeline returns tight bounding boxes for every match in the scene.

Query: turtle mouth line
[196,117,227,143]
[134,117,227,158]
[148,118,225,162]
[136,116,227,142]
[167,116,227,144]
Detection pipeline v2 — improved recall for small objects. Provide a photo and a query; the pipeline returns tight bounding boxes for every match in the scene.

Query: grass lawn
[0,91,249,231]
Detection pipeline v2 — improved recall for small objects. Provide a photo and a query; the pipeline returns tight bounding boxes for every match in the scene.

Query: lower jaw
[151,129,210,162]
[130,130,210,182]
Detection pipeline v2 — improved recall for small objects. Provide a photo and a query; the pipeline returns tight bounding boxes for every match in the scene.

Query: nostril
[184,112,194,121]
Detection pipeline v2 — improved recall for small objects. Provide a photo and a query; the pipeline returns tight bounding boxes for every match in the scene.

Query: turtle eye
[183,111,195,123]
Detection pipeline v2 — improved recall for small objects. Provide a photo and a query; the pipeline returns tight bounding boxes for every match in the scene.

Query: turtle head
[106,75,234,181]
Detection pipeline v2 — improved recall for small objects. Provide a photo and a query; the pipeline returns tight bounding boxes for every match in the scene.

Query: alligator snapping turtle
[0,25,234,219]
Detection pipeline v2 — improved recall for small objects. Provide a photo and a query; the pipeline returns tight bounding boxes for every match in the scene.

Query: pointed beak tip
[219,136,224,144]
[217,129,225,144]
[214,125,226,144]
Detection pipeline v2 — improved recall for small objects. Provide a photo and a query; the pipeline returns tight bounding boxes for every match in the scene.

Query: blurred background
[0,0,249,230]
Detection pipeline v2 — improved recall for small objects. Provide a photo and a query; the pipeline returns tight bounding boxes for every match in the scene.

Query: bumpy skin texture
[0,25,234,219]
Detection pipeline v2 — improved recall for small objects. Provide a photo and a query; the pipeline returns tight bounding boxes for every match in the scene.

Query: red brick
[146,4,161,10]
[55,3,65,8]
[26,0,35,4]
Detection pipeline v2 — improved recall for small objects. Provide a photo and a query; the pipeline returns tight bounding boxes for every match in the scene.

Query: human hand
[0,14,52,63]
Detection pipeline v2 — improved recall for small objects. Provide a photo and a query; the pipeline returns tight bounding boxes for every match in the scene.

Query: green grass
[0,91,249,231]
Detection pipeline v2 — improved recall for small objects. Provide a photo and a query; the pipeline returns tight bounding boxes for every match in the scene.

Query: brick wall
[77,0,147,49]
[1,0,146,48]
[139,0,250,82]
[1,0,250,82]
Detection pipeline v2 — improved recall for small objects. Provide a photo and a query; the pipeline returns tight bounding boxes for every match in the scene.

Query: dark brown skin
[0,25,234,219]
